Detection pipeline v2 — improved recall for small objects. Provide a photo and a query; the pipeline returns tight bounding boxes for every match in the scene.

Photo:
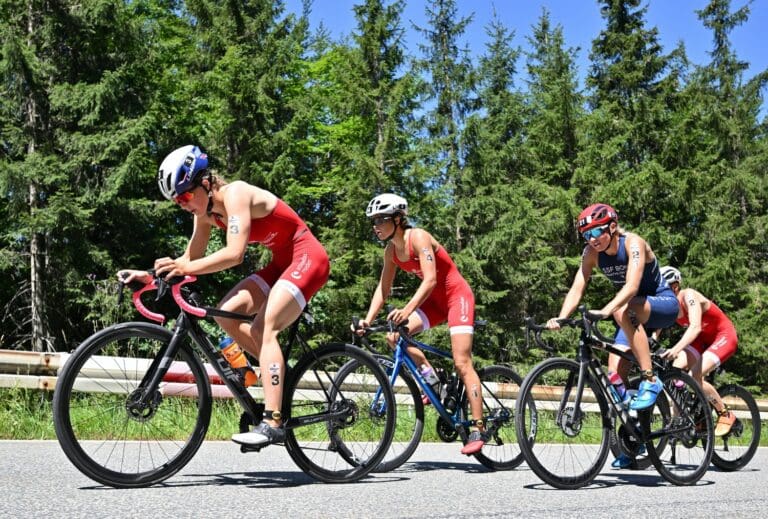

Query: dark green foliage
[0,0,766,391]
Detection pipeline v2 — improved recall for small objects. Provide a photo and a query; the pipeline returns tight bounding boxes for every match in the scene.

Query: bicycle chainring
[436,416,458,442]
[617,424,644,456]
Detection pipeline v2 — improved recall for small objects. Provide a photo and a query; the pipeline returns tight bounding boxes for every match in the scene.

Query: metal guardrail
[2,349,767,418]
[0,349,410,401]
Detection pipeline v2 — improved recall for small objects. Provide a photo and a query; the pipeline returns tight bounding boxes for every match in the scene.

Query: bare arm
[179,186,252,275]
[361,245,398,325]
[664,289,704,358]
[548,246,595,329]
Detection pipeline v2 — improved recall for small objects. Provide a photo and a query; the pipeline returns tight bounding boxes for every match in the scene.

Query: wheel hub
[330,399,358,428]
[125,388,162,422]
[557,406,582,437]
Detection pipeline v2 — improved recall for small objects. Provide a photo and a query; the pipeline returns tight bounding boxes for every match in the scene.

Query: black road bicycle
[52,274,395,487]
[517,307,714,489]
[706,367,761,471]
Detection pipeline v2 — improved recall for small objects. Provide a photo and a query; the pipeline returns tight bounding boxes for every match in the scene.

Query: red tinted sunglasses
[173,190,195,205]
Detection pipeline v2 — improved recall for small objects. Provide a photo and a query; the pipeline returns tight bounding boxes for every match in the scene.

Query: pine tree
[413,0,475,250]
[0,0,168,350]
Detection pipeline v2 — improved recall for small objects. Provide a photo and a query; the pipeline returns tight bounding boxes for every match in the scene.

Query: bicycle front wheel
[52,322,212,488]
[515,358,611,489]
[643,369,713,485]
[370,355,424,472]
[283,343,396,483]
[711,384,760,471]
[460,364,525,470]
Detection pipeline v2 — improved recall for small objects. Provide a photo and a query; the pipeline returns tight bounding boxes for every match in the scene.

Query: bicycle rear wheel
[460,364,525,470]
[52,322,212,488]
[283,343,396,483]
[643,369,713,485]
[515,358,611,489]
[711,384,760,471]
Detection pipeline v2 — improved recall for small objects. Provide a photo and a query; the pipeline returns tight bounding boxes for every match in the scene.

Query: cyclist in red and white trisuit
[353,194,486,455]
[658,266,739,436]
[118,145,329,448]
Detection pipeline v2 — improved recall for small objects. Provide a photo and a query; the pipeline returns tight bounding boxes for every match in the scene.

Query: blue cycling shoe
[611,445,646,469]
[611,453,632,469]
[629,378,663,411]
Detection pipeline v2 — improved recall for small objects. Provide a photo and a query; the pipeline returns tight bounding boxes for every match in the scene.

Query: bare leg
[451,333,483,429]
[256,285,303,427]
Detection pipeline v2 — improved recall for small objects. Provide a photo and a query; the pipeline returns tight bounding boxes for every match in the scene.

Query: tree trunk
[26,0,49,352]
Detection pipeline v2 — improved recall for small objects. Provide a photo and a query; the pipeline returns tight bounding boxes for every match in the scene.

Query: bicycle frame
[537,312,694,444]
[570,324,649,442]
[374,328,474,435]
[130,275,347,432]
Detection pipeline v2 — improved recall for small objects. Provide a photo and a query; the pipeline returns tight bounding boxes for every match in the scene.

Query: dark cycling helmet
[660,266,682,284]
[157,145,209,200]
[577,203,618,232]
[366,193,408,217]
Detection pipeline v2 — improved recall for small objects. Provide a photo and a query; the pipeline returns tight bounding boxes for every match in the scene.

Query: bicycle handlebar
[524,305,617,353]
[118,271,257,323]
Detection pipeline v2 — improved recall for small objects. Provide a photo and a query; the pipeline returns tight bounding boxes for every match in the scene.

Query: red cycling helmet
[577,203,618,232]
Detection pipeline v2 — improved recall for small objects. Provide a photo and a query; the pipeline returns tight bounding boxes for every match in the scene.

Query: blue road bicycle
[344,317,525,472]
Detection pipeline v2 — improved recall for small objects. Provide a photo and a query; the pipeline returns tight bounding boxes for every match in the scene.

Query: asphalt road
[1,441,765,518]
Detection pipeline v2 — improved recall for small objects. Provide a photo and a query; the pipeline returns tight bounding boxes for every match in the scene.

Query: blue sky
[284,0,767,114]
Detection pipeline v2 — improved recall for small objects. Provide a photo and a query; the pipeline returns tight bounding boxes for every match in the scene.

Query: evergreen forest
[2,0,767,390]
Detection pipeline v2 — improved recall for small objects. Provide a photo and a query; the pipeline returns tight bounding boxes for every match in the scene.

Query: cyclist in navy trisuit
[118,145,330,448]
[546,204,678,419]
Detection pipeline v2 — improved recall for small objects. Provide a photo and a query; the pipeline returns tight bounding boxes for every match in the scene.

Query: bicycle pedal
[239,444,264,454]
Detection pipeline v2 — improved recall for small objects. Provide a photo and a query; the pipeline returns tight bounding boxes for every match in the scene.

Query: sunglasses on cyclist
[173,190,195,205]
[582,224,610,241]
[371,215,393,226]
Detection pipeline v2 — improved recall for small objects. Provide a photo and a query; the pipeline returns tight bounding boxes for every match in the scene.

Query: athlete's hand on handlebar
[545,317,562,330]
[386,307,410,326]
[351,318,371,336]
[116,269,153,285]
[154,256,191,279]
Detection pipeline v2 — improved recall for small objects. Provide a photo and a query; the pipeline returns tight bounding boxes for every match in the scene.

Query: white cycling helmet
[365,193,408,217]
[157,145,209,200]
[660,266,682,284]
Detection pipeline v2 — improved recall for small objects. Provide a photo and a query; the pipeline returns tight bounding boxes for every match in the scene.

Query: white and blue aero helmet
[660,266,682,284]
[365,193,408,217]
[157,145,209,200]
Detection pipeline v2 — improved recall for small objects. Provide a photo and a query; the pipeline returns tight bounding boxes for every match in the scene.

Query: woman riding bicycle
[546,203,679,415]
[354,193,487,455]
[118,145,330,447]
[658,266,739,436]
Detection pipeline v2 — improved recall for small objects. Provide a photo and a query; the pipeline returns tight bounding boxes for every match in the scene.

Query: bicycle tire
[711,384,760,471]
[459,364,525,470]
[515,358,611,489]
[643,369,713,485]
[609,376,671,470]
[282,342,396,483]
[334,354,424,472]
[52,322,212,488]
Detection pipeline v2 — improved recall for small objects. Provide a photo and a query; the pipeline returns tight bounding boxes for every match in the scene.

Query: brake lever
[117,278,127,307]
